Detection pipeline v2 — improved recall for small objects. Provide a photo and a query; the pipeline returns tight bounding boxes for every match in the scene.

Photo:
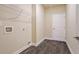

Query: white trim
[35,38,45,46]
[44,37,52,40]
[44,37,66,42]
[13,42,32,54]
[32,42,36,46]
[32,38,45,47]
[13,38,45,54]
[65,40,73,54]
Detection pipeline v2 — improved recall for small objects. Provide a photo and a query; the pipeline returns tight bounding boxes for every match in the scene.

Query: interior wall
[32,4,36,43]
[66,4,79,54]
[0,4,32,53]
[44,5,66,38]
[36,4,44,43]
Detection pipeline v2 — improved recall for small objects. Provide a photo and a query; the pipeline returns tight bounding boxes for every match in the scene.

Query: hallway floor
[20,39,71,54]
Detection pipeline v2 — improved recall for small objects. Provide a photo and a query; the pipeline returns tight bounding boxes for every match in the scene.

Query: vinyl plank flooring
[20,39,71,54]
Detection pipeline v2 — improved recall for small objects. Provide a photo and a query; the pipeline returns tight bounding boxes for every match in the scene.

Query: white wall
[66,4,79,54]
[77,4,79,36]
[44,5,66,39]
[36,4,44,43]
[0,4,32,53]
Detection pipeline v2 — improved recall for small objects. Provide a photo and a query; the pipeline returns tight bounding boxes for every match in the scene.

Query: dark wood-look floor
[20,39,71,54]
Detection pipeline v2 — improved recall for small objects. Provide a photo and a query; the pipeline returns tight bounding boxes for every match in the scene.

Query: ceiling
[42,4,66,9]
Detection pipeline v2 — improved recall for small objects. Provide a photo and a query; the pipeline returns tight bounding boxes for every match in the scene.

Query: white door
[52,13,66,41]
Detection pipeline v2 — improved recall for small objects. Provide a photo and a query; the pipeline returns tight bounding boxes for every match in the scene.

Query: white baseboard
[32,42,36,46]
[13,42,32,54]
[44,37,66,42]
[33,37,66,47]
[35,38,45,46]
[13,38,45,54]
[32,38,45,47]
[65,40,73,54]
